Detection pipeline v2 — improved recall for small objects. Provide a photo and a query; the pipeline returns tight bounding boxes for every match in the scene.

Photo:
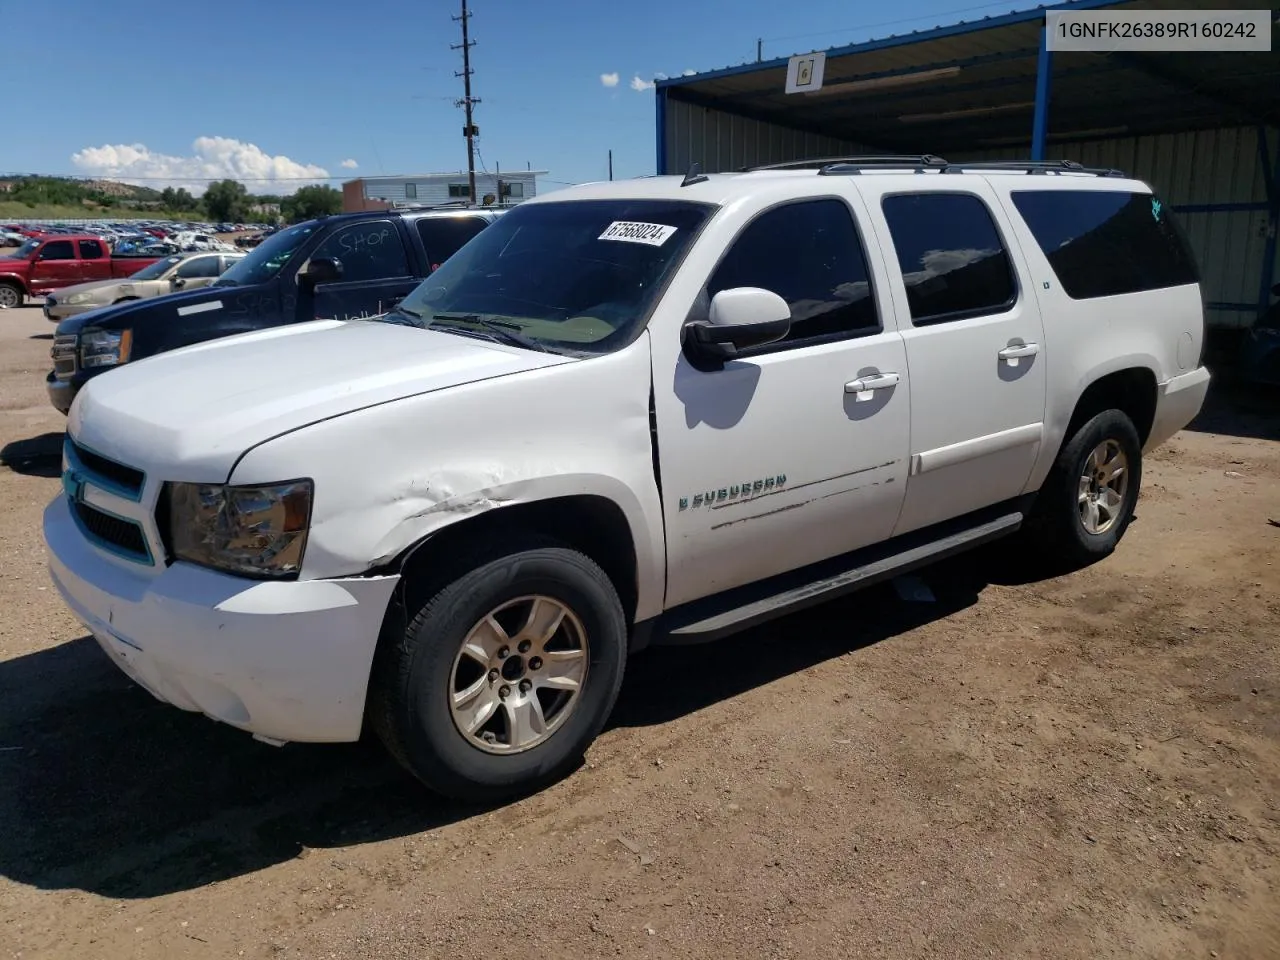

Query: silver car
[44,251,244,322]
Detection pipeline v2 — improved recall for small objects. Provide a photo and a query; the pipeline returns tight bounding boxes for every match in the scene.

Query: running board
[656,508,1025,645]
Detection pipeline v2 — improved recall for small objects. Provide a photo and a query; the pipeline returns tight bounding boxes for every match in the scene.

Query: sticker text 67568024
[598,221,678,246]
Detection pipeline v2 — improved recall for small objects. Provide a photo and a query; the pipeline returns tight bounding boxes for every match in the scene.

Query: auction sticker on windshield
[598,221,678,246]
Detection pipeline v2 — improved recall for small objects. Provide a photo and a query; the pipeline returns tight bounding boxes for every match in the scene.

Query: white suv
[43,157,1211,802]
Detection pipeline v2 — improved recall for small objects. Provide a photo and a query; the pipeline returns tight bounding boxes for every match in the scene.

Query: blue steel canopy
[655,0,1279,161]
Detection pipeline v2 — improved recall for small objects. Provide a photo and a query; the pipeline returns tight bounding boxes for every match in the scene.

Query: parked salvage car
[45,206,503,413]
[43,252,244,322]
[0,235,161,308]
[43,158,1211,803]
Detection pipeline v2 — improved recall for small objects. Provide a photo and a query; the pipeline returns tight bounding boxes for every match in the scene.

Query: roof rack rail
[746,155,948,172]
[938,159,1127,178]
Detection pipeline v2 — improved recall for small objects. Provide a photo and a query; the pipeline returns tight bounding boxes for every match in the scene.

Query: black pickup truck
[47,206,504,414]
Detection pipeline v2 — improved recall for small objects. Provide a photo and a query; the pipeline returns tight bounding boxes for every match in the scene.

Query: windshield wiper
[429,313,550,353]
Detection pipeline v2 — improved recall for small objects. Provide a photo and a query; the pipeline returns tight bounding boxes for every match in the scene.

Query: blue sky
[4,0,1043,195]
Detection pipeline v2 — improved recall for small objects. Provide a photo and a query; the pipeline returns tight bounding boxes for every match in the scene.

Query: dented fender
[227,336,668,621]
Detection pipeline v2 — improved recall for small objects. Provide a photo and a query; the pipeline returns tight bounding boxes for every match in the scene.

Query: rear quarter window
[1008,189,1200,300]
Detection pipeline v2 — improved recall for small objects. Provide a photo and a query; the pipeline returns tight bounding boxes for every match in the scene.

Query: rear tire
[0,282,22,309]
[1021,409,1142,569]
[368,534,628,804]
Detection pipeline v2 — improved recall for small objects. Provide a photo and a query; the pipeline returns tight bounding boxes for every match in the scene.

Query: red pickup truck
[0,235,161,308]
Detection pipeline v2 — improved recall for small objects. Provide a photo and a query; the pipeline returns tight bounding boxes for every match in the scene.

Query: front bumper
[43,495,400,743]
[46,370,77,416]
[45,300,99,322]
[1146,366,1211,451]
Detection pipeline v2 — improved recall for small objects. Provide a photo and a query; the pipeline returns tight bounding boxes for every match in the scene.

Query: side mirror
[172,277,186,289]
[300,256,343,287]
[682,287,791,370]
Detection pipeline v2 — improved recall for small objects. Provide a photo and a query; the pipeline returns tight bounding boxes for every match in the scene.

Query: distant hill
[0,175,164,209]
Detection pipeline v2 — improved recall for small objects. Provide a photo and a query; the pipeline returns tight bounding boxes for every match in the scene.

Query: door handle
[998,342,1040,360]
[844,372,901,394]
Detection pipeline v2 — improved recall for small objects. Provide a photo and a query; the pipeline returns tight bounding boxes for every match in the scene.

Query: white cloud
[654,72,668,81]
[683,69,697,76]
[630,75,655,92]
[600,72,619,88]
[901,248,999,286]
[340,158,359,169]
[70,136,330,194]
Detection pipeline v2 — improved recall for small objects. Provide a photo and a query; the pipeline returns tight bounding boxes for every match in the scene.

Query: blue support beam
[1258,126,1279,313]
[1030,27,1052,162]
[656,87,669,175]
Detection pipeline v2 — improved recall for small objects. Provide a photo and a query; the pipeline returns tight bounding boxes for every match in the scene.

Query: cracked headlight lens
[167,480,313,578]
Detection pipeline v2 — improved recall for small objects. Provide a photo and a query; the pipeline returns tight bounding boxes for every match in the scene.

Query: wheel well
[113,296,140,304]
[1067,368,1158,447]
[394,495,639,623]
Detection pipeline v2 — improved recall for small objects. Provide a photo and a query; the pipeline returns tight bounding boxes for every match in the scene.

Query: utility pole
[757,38,762,62]
[608,150,613,181]
[452,0,479,205]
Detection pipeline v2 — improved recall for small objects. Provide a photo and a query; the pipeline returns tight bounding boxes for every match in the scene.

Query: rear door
[415,215,491,273]
[29,240,79,292]
[76,238,109,281]
[855,178,1048,536]
[170,254,223,292]
[304,218,420,322]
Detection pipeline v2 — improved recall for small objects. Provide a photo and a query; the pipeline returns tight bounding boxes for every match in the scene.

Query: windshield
[128,255,185,280]
[388,199,713,354]
[10,239,40,259]
[213,222,318,286]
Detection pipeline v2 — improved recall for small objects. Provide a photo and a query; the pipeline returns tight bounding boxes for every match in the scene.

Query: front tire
[369,536,628,803]
[0,282,22,310]
[1023,409,1143,568]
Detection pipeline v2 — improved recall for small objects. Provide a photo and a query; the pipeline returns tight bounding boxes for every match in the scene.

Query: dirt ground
[1,303,1278,960]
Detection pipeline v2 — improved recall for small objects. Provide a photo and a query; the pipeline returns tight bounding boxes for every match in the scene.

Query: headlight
[167,480,313,579]
[64,292,96,305]
[79,327,132,368]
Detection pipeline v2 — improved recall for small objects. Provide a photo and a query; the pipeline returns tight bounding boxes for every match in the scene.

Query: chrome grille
[52,334,78,378]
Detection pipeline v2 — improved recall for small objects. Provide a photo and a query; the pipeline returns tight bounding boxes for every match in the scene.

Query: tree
[160,186,198,211]
[203,179,251,222]
[281,185,343,223]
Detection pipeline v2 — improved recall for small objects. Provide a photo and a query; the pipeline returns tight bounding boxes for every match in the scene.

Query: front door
[856,181,1048,536]
[29,239,79,293]
[305,218,422,322]
[653,195,911,609]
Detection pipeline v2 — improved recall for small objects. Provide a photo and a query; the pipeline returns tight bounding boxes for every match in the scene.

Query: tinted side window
[78,239,104,259]
[176,256,222,279]
[707,198,879,348]
[310,220,410,283]
[40,240,75,260]
[416,217,490,269]
[881,193,1017,325]
[1009,190,1200,300]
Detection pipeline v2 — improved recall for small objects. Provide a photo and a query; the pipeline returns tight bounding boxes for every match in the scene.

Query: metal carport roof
[655,0,1279,160]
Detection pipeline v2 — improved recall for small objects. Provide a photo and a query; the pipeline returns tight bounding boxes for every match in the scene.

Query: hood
[68,319,574,481]
[46,278,129,302]
[53,285,216,335]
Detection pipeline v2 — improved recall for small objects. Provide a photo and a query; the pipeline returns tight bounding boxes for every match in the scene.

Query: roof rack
[388,199,489,211]
[937,159,1127,178]
[745,156,1128,178]
[747,155,947,172]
